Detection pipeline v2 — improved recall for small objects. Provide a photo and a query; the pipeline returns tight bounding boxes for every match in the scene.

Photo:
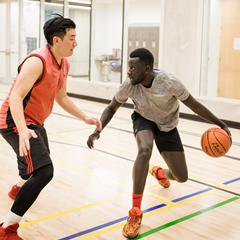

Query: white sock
[2,211,22,228]
[16,177,28,187]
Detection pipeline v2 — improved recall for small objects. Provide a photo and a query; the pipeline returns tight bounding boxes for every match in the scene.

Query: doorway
[218,0,240,99]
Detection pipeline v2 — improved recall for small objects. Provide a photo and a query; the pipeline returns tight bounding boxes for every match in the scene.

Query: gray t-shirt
[115,70,190,132]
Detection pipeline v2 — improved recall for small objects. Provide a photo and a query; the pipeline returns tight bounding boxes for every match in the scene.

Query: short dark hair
[130,48,154,68]
[43,14,76,45]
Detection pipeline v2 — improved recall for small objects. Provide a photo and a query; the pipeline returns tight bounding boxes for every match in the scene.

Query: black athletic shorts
[0,124,52,178]
[131,111,184,153]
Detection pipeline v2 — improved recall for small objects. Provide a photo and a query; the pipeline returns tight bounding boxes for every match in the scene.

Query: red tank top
[0,45,69,129]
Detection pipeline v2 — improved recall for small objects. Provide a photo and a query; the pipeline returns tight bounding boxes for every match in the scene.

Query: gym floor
[0,84,239,240]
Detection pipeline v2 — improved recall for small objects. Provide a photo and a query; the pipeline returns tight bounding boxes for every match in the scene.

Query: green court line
[134,196,240,239]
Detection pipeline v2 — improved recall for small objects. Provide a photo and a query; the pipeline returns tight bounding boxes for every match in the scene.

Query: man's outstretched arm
[55,79,102,131]
[87,97,122,148]
[182,94,231,137]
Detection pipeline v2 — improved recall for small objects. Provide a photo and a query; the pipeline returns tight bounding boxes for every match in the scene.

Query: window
[68,0,91,79]
[26,37,38,54]
[128,0,161,69]
[22,0,40,56]
[44,0,64,22]
[91,0,123,83]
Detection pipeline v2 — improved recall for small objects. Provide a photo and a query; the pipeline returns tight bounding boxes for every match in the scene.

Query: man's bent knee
[138,147,152,161]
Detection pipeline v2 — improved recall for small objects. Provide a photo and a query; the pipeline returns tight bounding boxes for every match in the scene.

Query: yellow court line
[75,191,214,239]
[146,194,175,206]
[20,201,103,228]
[20,191,126,228]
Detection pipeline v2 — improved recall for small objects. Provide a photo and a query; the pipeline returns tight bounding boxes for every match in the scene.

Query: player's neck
[141,72,155,88]
[48,45,63,65]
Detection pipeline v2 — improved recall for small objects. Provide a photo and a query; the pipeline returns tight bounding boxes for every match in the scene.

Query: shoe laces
[128,207,142,224]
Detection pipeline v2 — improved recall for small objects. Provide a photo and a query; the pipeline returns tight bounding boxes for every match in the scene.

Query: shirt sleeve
[114,80,131,103]
[169,74,190,101]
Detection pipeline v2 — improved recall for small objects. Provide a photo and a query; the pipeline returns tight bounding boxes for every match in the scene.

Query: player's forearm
[9,94,27,133]
[193,103,227,128]
[57,95,88,121]
[97,106,116,132]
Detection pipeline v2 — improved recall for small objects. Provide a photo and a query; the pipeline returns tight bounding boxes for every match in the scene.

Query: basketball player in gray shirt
[87,48,231,239]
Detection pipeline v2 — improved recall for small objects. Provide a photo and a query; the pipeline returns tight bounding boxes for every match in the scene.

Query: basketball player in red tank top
[0,14,101,239]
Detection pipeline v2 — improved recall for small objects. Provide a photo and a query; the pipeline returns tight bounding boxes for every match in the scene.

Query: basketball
[201,128,232,157]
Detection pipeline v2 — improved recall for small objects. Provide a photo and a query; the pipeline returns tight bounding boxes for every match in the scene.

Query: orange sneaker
[149,166,170,188]
[0,223,23,240]
[8,185,21,200]
[122,207,143,239]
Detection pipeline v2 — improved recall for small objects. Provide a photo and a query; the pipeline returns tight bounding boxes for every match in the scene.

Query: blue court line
[224,177,240,184]
[59,177,240,240]
[172,188,212,203]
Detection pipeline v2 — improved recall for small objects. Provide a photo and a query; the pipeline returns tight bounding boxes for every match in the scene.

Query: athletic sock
[2,211,22,228]
[132,193,143,209]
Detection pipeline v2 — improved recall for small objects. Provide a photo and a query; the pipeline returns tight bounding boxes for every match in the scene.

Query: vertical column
[64,0,69,18]
[121,0,128,83]
[6,0,11,83]
[39,0,45,47]
[18,0,23,63]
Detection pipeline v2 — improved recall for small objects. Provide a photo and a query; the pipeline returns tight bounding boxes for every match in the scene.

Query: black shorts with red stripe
[0,124,52,178]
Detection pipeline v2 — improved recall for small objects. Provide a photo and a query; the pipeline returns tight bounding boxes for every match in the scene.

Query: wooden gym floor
[0,84,239,240]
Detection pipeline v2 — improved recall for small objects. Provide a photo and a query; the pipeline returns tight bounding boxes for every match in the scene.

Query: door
[218,0,240,99]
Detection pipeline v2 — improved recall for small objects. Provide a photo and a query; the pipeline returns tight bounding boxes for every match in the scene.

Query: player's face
[128,58,147,85]
[59,28,77,57]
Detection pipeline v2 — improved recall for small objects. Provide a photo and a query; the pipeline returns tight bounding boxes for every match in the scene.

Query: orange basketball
[201,128,232,157]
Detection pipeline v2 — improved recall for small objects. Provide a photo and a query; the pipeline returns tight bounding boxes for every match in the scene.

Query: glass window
[40,0,64,46]
[128,0,161,69]
[44,0,64,21]
[22,0,40,58]
[68,0,91,80]
[91,0,123,83]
